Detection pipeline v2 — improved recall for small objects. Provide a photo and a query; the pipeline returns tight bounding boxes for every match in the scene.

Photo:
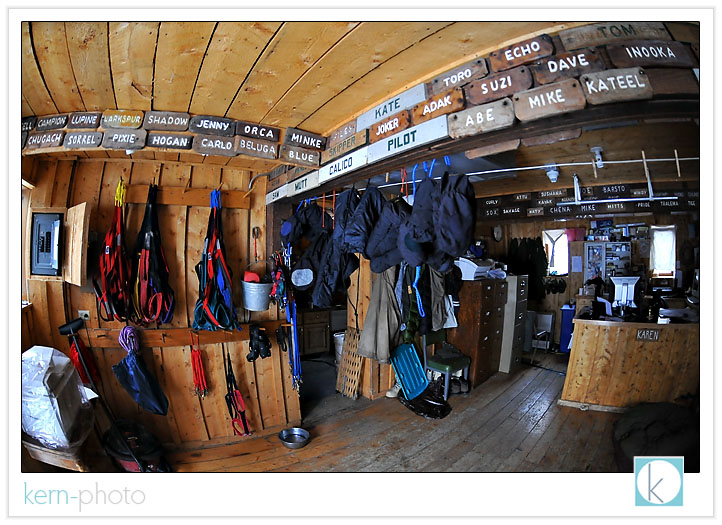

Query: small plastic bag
[21,346,94,450]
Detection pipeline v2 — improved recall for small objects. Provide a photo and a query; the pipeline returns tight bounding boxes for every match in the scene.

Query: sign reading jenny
[318,147,369,185]
[367,116,449,164]
[286,170,320,198]
[356,83,427,130]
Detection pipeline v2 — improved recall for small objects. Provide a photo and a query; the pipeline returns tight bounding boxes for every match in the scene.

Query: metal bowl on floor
[278,427,310,449]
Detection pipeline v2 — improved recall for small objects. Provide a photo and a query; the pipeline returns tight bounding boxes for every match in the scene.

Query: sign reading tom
[284,127,326,151]
[464,66,532,105]
[101,110,143,129]
[559,22,671,51]
[146,132,193,150]
[279,145,320,168]
[426,58,488,97]
[513,78,586,122]
[489,34,554,72]
[67,112,101,129]
[143,111,190,131]
[448,98,515,139]
[192,134,236,156]
[356,83,427,130]
[581,67,652,105]
[25,130,65,150]
[189,115,235,136]
[321,129,368,164]
[64,131,102,149]
[327,120,357,149]
[235,136,278,160]
[21,116,36,132]
[369,110,410,144]
[36,114,68,131]
[606,40,695,69]
[529,48,606,85]
[410,87,465,126]
[102,129,147,150]
[235,121,280,143]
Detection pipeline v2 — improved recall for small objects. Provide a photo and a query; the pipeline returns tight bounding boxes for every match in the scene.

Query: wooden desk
[560,319,699,410]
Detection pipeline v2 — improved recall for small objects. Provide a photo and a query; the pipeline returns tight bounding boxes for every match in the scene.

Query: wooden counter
[560,319,699,410]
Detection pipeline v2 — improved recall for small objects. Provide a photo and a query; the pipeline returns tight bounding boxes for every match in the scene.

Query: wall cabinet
[298,309,330,356]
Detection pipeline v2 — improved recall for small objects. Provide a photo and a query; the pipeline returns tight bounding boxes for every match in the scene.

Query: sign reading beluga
[367,116,448,164]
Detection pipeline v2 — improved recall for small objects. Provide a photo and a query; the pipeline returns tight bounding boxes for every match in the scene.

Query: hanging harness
[192,190,241,331]
[131,184,175,325]
[223,347,251,436]
[189,332,208,398]
[94,179,133,322]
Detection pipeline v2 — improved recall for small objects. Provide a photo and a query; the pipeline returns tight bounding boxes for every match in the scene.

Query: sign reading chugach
[321,129,368,164]
[426,58,489,97]
[447,98,515,139]
[143,111,190,131]
[25,130,65,149]
[464,66,533,106]
[189,115,235,136]
[235,121,280,142]
[146,132,193,150]
[356,83,427,130]
[513,78,586,122]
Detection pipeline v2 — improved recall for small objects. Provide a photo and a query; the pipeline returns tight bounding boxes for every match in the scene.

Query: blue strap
[428,158,436,179]
[411,164,419,197]
[444,155,451,167]
[413,266,425,318]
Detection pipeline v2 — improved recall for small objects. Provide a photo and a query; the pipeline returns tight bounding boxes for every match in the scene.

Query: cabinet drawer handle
[485,311,491,316]
[484,336,489,341]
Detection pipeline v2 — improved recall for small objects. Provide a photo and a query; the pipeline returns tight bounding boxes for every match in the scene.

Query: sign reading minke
[581,67,652,105]
[284,128,326,151]
[513,78,586,122]
[189,115,235,136]
[146,132,193,150]
[235,136,278,160]
[25,130,65,149]
[447,98,515,139]
[101,110,144,129]
[67,112,101,129]
[143,111,190,131]
[102,129,147,150]
[235,121,281,143]
[64,131,102,149]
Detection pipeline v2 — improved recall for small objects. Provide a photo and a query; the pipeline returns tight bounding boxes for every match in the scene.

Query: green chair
[422,331,471,401]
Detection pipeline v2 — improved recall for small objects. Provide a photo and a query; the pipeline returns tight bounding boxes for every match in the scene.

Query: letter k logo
[635,457,684,506]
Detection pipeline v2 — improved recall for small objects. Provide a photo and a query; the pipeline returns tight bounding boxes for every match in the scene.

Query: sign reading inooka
[464,66,533,106]
[581,67,652,105]
[102,129,147,150]
[64,131,102,149]
[189,115,235,136]
[513,78,586,122]
[143,111,190,131]
[529,48,606,85]
[101,110,144,129]
[25,130,65,149]
[605,40,694,69]
[488,34,554,72]
[192,134,236,156]
[447,98,515,139]
[36,114,68,131]
[67,112,101,129]
[146,132,193,150]
[410,87,465,126]
[284,127,326,151]
[426,58,488,97]
[235,121,280,143]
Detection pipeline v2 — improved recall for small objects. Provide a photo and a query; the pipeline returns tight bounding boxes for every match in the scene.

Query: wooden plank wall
[22,157,300,449]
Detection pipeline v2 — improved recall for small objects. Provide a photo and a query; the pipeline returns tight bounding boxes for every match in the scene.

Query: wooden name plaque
[64,131,102,148]
[102,129,147,150]
[369,110,411,144]
[513,78,586,122]
[67,112,101,129]
[326,120,358,149]
[410,87,465,126]
[447,98,515,139]
[101,110,144,129]
[189,115,235,136]
[464,66,533,106]
[581,67,653,105]
[559,22,671,51]
[21,116,36,132]
[192,134,237,156]
[36,114,68,131]
[25,130,65,149]
[284,127,326,151]
[426,58,488,96]
[146,132,193,150]
[279,144,321,168]
[235,136,279,160]
[321,129,368,164]
[489,34,554,72]
[143,111,190,131]
[529,48,606,85]
[235,120,281,142]
[606,40,695,69]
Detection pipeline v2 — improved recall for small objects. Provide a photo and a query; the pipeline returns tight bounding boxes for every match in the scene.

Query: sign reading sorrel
[447,98,515,139]
[146,132,193,150]
[36,114,68,131]
[326,120,357,149]
[64,131,102,148]
[464,66,533,105]
[529,48,606,85]
[67,112,101,129]
[426,58,489,96]
[369,110,410,144]
[189,115,235,136]
[558,22,671,51]
[25,130,65,149]
[235,136,278,160]
[488,34,554,72]
[321,129,368,164]
[101,110,143,129]
[192,134,236,156]
[284,128,326,151]
[606,40,695,68]
[410,87,465,126]
[102,129,147,149]
[355,83,427,130]
[143,111,190,131]
[235,121,280,143]
[581,67,652,105]
[513,78,586,121]
[279,145,321,168]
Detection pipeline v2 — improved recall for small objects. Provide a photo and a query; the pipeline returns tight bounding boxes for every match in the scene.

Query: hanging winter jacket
[311,189,361,308]
[280,202,333,292]
[343,186,386,258]
[366,197,413,273]
[435,172,476,258]
[357,266,401,364]
[398,177,440,268]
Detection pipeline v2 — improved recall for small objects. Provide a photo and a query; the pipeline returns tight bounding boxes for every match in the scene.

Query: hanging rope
[322,193,326,228]
[412,164,419,197]
[115,177,127,207]
[190,332,208,398]
[428,158,437,179]
[119,325,140,355]
[413,266,426,318]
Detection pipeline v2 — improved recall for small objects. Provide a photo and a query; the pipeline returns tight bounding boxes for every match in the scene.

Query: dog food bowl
[278,427,310,449]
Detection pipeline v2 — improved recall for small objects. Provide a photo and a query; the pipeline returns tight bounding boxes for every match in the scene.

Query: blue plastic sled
[390,343,429,401]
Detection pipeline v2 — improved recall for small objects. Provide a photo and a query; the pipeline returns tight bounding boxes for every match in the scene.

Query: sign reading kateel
[64,131,102,148]
[25,130,65,149]
[146,132,193,150]
[189,115,235,136]
[67,112,102,129]
[192,134,236,156]
[513,78,586,121]
[284,128,326,151]
[529,48,606,85]
[426,58,489,96]
[366,116,448,164]
[327,120,357,149]
[356,83,427,130]
[606,40,694,69]
[36,114,68,131]
[101,110,143,129]
[559,22,671,51]
[489,34,554,72]
[410,87,465,126]
[279,144,321,168]
[581,67,652,105]
[464,66,533,106]
[447,98,515,139]
[369,110,411,144]
[21,116,36,132]
[235,136,278,159]
[321,129,368,164]
[235,120,280,142]
[318,147,368,184]
[143,111,190,131]
[102,129,147,149]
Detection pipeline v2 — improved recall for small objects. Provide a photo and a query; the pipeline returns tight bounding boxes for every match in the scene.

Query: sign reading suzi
[367,116,449,164]
[464,66,533,106]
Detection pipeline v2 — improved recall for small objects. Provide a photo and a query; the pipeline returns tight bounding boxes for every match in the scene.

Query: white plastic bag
[21,346,93,449]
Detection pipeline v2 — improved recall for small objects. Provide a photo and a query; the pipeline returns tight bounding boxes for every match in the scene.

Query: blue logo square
[634,456,684,506]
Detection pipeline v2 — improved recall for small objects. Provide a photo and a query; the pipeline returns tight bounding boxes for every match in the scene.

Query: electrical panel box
[30,212,63,276]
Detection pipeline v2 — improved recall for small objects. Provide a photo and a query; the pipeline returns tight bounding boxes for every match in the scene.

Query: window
[650,225,677,276]
[542,229,569,275]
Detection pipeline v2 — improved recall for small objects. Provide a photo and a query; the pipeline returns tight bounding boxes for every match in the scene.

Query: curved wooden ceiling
[21,21,586,136]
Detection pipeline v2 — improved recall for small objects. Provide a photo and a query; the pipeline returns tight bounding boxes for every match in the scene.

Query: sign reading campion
[581,67,652,105]
[410,87,465,126]
[513,78,586,122]
[447,98,515,139]
[36,114,68,131]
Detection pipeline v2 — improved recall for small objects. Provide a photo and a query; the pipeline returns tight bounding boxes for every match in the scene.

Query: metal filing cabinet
[499,275,528,373]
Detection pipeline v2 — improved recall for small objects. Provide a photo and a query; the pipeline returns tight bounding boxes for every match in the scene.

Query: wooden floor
[166,355,621,473]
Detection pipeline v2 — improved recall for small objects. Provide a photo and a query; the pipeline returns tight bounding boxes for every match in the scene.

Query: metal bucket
[333,332,345,365]
[241,281,273,311]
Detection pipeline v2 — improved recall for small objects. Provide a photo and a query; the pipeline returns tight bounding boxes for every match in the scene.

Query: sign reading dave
[529,48,606,85]
[367,116,449,164]
[356,83,427,130]
[318,147,369,185]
